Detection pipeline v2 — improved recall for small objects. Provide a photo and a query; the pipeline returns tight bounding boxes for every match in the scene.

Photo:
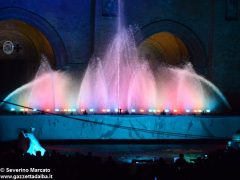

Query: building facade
[0,0,239,111]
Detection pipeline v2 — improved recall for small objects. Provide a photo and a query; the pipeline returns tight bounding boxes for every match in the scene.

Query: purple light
[164,109,170,113]
[131,109,136,113]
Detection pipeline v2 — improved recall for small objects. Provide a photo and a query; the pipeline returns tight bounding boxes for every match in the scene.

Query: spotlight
[20,108,24,112]
[152,109,157,113]
[71,108,77,112]
[131,109,136,113]
[33,108,37,112]
[198,109,203,113]
[55,108,60,112]
[10,108,15,111]
[46,109,50,112]
[206,109,211,113]
[102,109,106,112]
[63,108,68,112]
[164,109,170,113]
[80,109,85,112]
[148,109,153,113]
[173,109,178,113]
[157,109,161,113]
[106,109,111,112]
[67,109,72,112]
[185,109,191,113]
[114,108,118,113]
[139,109,145,113]
[24,108,29,112]
[89,108,94,112]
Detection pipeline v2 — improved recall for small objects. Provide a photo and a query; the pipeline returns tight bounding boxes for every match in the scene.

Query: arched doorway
[135,20,207,75]
[0,20,54,99]
[138,32,189,70]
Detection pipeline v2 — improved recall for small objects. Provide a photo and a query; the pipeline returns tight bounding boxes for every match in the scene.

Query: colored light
[148,109,153,112]
[63,109,68,112]
[140,109,144,112]
[20,108,24,112]
[10,108,15,111]
[67,109,72,112]
[185,109,191,113]
[24,108,29,112]
[23,132,46,156]
[157,109,161,113]
[55,108,60,112]
[193,109,198,113]
[106,109,111,112]
[46,108,50,112]
[72,108,77,112]
[33,108,37,112]
[173,109,178,113]
[114,108,118,112]
[164,109,170,113]
[206,109,211,113]
[80,109,85,112]
[102,109,106,112]
[131,109,136,113]
[198,109,203,113]
[152,109,156,113]
[89,108,94,112]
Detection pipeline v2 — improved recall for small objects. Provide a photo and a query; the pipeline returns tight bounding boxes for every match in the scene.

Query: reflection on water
[45,143,225,163]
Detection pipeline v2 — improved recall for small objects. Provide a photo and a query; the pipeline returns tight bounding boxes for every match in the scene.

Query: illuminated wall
[0,20,55,98]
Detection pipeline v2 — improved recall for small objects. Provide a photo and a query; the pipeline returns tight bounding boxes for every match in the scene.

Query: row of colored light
[10,107,211,114]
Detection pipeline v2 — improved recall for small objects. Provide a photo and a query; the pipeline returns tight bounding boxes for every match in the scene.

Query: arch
[135,19,207,75]
[138,32,190,68]
[0,7,68,68]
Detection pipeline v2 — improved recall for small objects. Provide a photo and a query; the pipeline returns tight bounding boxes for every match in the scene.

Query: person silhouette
[174,153,187,169]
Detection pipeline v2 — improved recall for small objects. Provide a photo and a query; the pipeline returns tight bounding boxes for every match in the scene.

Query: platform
[0,115,239,141]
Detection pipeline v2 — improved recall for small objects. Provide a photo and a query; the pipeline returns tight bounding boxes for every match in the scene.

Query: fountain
[1,1,229,114]
[0,0,238,142]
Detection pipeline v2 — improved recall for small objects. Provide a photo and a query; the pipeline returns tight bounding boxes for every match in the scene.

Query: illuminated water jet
[0,1,229,114]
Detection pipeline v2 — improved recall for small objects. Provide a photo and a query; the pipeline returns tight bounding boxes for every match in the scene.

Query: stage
[0,114,239,141]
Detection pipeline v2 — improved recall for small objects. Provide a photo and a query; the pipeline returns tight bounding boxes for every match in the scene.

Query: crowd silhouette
[1,142,240,180]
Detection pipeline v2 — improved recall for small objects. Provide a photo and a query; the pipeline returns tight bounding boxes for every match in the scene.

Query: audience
[0,143,240,179]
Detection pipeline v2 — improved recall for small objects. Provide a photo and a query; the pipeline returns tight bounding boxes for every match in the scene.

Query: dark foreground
[1,141,240,180]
